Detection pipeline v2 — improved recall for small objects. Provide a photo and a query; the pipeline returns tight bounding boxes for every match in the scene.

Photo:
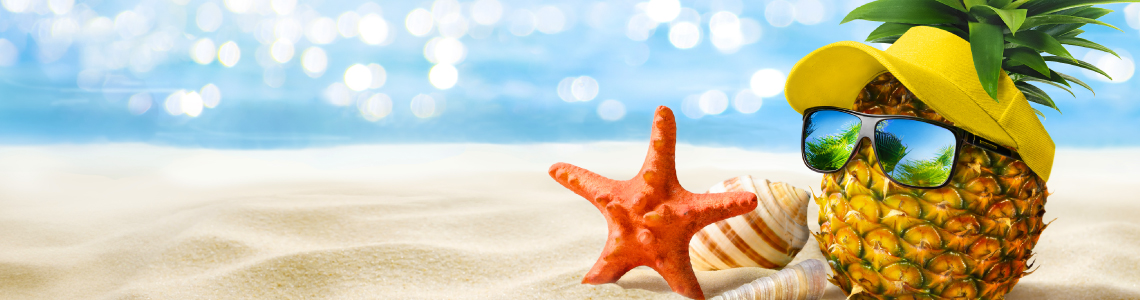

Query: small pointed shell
[689,175,812,271]
[710,259,829,300]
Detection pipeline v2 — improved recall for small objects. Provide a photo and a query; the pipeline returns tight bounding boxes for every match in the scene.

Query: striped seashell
[710,259,829,300]
[689,175,812,271]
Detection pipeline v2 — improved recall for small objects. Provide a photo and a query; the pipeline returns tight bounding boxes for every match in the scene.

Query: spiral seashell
[710,259,829,300]
[689,175,812,271]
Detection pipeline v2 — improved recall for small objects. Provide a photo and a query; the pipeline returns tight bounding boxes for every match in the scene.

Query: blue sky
[0,0,1138,150]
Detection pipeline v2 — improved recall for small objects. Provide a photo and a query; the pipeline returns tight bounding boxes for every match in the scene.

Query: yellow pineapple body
[815,73,1049,300]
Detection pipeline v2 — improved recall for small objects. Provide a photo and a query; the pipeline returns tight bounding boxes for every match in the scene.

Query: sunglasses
[801,106,1020,189]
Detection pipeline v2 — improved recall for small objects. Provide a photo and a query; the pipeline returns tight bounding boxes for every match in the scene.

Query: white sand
[0,143,1137,299]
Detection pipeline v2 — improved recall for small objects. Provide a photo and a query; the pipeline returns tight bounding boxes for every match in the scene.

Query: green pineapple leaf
[869,36,903,44]
[1056,71,1094,92]
[1057,36,1120,58]
[1003,0,1032,9]
[842,0,964,24]
[934,0,968,11]
[1023,0,1140,15]
[1005,30,1074,59]
[1015,81,1061,111]
[1020,15,1121,32]
[970,21,1005,100]
[1043,55,1111,80]
[970,5,1028,33]
[1018,76,1076,97]
[868,23,918,41]
[1057,28,1084,38]
[1006,47,1050,76]
[1039,7,1112,37]
[867,23,969,42]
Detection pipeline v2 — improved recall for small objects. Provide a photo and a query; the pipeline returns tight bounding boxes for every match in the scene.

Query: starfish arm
[582,251,637,285]
[639,106,678,186]
[678,191,758,231]
[549,162,618,207]
[652,250,706,300]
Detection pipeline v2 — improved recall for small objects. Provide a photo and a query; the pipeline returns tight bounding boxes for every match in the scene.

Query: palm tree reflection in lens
[803,117,860,172]
[875,120,955,187]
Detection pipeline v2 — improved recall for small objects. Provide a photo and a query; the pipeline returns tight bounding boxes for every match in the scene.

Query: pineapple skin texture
[815,73,1049,300]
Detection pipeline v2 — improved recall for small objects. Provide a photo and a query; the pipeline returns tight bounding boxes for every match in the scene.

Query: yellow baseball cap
[784,26,1055,181]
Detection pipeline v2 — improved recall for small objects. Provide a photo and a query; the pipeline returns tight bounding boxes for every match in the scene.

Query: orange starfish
[548,106,758,300]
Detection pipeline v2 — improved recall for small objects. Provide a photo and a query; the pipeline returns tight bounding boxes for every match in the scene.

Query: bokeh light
[2,0,29,12]
[411,94,436,118]
[272,0,297,15]
[339,11,362,38]
[165,91,184,116]
[192,38,217,65]
[429,64,459,89]
[197,2,224,32]
[270,39,295,63]
[324,82,353,106]
[597,99,626,121]
[358,14,390,45]
[557,77,576,102]
[646,0,681,23]
[127,92,152,115]
[182,91,204,117]
[750,69,786,97]
[201,84,222,108]
[1127,4,1140,30]
[509,9,537,36]
[535,6,567,34]
[428,37,466,64]
[1084,50,1136,83]
[699,90,728,115]
[276,18,304,44]
[669,22,700,49]
[709,11,743,53]
[49,0,73,15]
[114,10,149,39]
[740,18,763,44]
[359,93,393,121]
[626,13,657,41]
[345,64,373,91]
[306,17,338,44]
[302,47,328,78]
[795,0,826,25]
[226,0,252,13]
[368,63,387,89]
[765,0,795,28]
[471,0,503,25]
[218,41,242,67]
[681,94,704,119]
[733,89,763,114]
[571,76,599,102]
[438,12,469,38]
[406,8,434,36]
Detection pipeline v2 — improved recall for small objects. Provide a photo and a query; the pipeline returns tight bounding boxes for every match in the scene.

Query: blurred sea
[0,0,1137,150]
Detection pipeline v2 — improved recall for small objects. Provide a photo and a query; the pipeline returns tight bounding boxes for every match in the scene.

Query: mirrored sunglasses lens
[803,110,861,171]
[874,119,956,187]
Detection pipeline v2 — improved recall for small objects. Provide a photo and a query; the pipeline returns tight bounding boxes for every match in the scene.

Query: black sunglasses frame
[800,106,1021,189]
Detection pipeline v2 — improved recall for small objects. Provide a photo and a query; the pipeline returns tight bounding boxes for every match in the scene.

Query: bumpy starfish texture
[548,106,758,300]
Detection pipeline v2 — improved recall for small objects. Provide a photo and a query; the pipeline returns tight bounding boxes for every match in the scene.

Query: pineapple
[810,0,1135,299]
[815,73,1047,299]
